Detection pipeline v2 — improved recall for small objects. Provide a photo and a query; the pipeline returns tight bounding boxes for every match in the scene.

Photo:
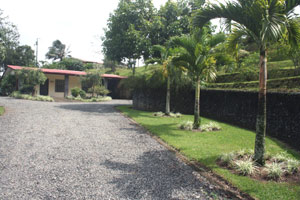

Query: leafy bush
[234,159,256,176]
[10,91,54,102]
[179,121,193,131]
[0,74,17,96]
[286,159,300,174]
[71,87,81,97]
[66,96,112,102]
[272,152,289,162]
[153,111,165,117]
[79,89,86,98]
[94,85,110,96]
[219,152,235,166]
[169,112,182,118]
[235,149,254,159]
[265,162,284,180]
[201,122,221,132]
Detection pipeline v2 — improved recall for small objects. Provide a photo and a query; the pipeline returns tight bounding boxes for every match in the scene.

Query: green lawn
[0,106,4,116]
[117,106,300,200]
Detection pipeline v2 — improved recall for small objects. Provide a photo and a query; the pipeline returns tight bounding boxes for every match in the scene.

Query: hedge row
[133,88,300,151]
[215,68,300,83]
[209,76,300,90]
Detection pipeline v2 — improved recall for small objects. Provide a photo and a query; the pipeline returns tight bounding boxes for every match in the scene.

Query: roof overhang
[5,65,127,79]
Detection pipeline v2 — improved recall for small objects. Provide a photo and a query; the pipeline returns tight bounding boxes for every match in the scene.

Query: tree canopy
[46,40,70,61]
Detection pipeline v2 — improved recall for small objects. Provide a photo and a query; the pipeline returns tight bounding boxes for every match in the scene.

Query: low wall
[133,88,300,151]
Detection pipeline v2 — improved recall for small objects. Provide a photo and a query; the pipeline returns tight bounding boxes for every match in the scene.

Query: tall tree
[146,44,180,115]
[0,9,20,68]
[46,40,70,61]
[102,0,155,75]
[193,0,300,165]
[13,45,35,66]
[172,29,223,129]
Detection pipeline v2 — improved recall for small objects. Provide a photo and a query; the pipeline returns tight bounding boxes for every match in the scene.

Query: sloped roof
[7,65,127,79]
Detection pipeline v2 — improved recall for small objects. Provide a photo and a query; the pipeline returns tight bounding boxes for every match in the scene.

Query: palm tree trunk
[193,76,201,129]
[165,76,171,115]
[254,48,267,165]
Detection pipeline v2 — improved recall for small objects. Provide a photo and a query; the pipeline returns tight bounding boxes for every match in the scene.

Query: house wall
[37,74,81,98]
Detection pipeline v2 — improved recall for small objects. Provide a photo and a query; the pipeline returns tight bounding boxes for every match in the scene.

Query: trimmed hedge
[209,76,300,90]
[133,88,300,151]
[215,68,300,83]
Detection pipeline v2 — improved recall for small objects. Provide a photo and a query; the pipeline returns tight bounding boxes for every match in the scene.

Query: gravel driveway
[0,97,228,200]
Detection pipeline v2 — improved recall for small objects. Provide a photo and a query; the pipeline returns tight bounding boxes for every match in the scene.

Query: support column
[64,75,69,98]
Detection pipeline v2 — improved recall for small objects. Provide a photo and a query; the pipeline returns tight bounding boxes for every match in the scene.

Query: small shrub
[179,121,193,131]
[79,90,86,98]
[71,87,81,97]
[201,122,221,132]
[165,112,182,118]
[234,159,256,176]
[174,112,182,118]
[265,162,284,180]
[272,152,290,162]
[153,112,165,117]
[219,152,235,166]
[10,92,54,102]
[286,159,300,174]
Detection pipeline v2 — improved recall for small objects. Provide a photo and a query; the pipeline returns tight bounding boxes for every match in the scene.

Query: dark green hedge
[133,88,300,151]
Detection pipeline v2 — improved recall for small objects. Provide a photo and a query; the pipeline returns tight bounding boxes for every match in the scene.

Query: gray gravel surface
[0,97,228,200]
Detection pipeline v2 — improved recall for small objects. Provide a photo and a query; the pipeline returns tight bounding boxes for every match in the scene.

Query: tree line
[106,0,300,166]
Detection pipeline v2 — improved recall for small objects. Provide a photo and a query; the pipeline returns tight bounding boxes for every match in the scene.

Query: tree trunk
[193,76,201,129]
[165,76,171,115]
[254,48,267,165]
[132,59,136,76]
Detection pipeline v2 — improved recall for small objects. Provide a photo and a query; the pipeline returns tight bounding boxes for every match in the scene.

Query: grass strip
[117,105,300,200]
[0,106,4,116]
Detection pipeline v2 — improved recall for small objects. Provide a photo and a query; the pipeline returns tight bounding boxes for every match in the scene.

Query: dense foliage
[0,10,35,70]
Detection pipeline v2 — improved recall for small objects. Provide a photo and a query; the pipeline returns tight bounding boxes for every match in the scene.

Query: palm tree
[172,29,222,129]
[193,0,300,165]
[146,45,178,115]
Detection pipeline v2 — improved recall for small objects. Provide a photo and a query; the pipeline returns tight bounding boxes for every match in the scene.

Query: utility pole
[35,38,39,67]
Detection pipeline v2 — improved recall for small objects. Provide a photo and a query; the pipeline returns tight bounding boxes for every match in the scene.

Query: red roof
[7,65,127,79]
[102,74,127,79]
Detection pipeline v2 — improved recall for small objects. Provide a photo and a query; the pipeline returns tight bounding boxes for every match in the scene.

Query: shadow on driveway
[56,104,119,115]
[101,149,217,199]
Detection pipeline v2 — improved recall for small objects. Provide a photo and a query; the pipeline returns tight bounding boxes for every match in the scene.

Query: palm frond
[285,0,300,13]
[286,18,300,47]
[171,36,196,59]
[226,28,246,53]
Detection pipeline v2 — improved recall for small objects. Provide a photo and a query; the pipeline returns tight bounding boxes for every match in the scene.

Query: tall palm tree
[146,45,178,115]
[172,29,222,129]
[193,0,300,165]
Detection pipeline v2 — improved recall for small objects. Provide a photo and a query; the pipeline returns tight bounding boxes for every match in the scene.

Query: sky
[1,0,168,63]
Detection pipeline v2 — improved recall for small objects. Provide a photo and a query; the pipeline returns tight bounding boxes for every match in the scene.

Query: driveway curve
[0,97,227,200]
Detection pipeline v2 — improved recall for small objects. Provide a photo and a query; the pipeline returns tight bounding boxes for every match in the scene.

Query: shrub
[94,85,110,96]
[200,122,221,132]
[219,152,235,166]
[10,92,54,102]
[0,74,17,96]
[286,159,300,174]
[153,112,165,117]
[265,162,284,180]
[234,159,256,176]
[179,121,193,131]
[71,87,81,97]
[79,90,86,98]
[272,152,289,162]
[169,112,182,118]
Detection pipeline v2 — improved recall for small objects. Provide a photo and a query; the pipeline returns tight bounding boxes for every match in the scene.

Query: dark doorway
[40,79,49,96]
